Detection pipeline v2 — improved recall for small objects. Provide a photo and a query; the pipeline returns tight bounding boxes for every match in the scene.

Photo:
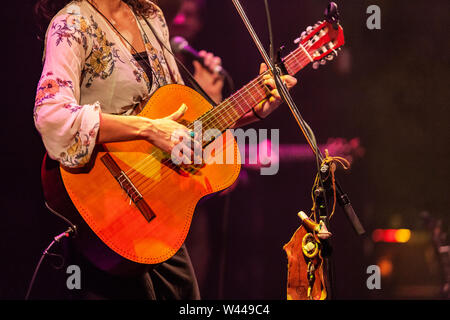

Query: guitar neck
[192,44,312,134]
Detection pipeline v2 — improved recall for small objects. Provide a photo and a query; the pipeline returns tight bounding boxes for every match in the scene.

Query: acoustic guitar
[42,19,345,273]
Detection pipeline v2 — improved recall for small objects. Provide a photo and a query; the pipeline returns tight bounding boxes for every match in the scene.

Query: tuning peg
[294,31,307,44]
[320,59,327,65]
[312,62,319,69]
[326,54,334,61]
[306,26,313,33]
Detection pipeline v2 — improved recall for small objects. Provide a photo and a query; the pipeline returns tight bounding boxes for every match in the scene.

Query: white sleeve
[34,13,101,168]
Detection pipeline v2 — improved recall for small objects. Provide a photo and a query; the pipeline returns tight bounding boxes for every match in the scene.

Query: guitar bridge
[101,153,155,222]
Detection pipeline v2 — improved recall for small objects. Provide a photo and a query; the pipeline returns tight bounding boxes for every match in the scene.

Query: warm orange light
[372,229,411,243]
[394,229,411,243]
[378,257,393,277]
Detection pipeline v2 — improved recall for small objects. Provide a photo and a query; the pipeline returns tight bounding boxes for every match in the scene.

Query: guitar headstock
[294,20,345,69]
[280,3,345,75]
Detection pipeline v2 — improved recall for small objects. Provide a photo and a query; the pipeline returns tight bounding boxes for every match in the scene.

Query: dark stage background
[1,0,449,299]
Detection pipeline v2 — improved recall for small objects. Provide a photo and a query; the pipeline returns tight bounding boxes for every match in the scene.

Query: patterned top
[34,0,183,168]
[132,51,153,86]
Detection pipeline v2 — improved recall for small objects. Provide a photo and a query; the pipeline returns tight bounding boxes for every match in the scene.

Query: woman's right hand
[98,104,201,165]
[144,104,201,165]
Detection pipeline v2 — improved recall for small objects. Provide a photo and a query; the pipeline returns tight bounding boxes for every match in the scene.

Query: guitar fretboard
[189,42,313,140]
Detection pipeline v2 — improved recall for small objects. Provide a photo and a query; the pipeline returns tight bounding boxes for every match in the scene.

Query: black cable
[24,227,75,300]
[262,1,322,159]
[269,1,327,225]
[25,202,77,300]
[262,1,323,174]
[263,0,334,298]
[261,1,328,226]
[45,201,77,236]
[263,0,274,64]
[25,239,57,300]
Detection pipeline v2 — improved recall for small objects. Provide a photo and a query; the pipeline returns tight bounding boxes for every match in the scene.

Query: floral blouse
[34,0,183,168]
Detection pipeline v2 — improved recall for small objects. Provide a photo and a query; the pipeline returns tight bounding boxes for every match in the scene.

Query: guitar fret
[284,52,296,75]
[236,89,253,114]
[219,102,238,125]
[220,107,230,124]
[214,108,229,131]
[283,56,293,75]
[244,85,259,106]
[229,96,246,117]
[292,51,303,73]
[284,47,308,76]
[228,102,241,120]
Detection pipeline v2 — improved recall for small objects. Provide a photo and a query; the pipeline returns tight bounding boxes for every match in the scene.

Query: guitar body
[43,84,241,273]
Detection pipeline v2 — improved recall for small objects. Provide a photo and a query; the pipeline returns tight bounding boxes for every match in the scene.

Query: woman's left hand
[253,63,298,119]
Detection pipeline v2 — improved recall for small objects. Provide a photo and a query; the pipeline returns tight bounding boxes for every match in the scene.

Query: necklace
[86,0,162,87]
[86,0,212,104]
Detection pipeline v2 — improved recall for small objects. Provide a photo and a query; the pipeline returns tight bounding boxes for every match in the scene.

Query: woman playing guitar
[34,0,297,299]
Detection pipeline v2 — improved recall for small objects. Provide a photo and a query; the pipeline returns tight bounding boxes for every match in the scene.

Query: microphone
[170,36,225,76]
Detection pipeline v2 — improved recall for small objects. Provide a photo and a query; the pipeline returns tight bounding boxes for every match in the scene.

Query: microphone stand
[231,0,365,299]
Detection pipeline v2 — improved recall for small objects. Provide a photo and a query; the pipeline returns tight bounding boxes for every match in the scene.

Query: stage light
[371,229,411,243]
[377,257,393,277]
[394,229,411,243]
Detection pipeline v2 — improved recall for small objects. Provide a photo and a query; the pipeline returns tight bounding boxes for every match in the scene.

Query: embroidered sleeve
[34,13,101,168]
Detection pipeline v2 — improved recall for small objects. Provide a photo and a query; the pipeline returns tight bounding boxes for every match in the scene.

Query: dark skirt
[65,242,201,300]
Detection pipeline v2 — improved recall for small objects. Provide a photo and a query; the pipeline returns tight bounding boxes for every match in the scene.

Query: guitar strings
[125,46,313,193]
[127,52,312,194]
[125,38,313,181]
[130,69,310,196]
[135,66,299,195]
[124,68,272,178]
[126,74,270,189]
[126,70,270,181]
[122,35,316,193]
[84,0,324,201]
[128,62,288,186]
[126,42,312,182]
[126,47,313,193]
